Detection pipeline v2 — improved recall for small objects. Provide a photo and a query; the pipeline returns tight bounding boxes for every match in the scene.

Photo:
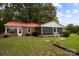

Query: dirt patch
[58,37,66,40]
[45,40,50,42]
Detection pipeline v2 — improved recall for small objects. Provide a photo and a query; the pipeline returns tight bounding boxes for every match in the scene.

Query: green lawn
[0,36,70,56]
[53,34,79,52]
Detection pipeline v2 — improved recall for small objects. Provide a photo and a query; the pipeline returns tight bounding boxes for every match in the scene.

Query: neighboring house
[4,21,64,36]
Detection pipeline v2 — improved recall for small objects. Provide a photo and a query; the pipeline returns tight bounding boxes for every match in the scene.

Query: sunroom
[39,21,64,36]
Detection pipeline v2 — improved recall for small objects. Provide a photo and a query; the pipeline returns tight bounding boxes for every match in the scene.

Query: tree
[66,24,74,33]
[0,3,58,34]
[0,21,4,33]
[66,24,79,33]
[74,25,79,33]
[0,3,58,24]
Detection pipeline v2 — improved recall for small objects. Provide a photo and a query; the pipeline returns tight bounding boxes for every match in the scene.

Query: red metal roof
[5,22,39,27]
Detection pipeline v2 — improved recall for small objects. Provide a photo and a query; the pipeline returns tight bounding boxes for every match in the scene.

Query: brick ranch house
[4,21,64,36]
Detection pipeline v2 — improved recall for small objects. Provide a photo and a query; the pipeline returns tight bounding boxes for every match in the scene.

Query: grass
[0,36,71,56]
[0,36,51,55]
[52,34,79,52]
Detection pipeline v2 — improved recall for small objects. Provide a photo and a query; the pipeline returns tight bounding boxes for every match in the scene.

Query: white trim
[5,27,7,34]
[56,27,58,36]
[53,27,56,36]
[53,27,54,35]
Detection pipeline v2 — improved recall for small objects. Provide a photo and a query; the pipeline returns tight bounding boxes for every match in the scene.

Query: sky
[54,3,79,26]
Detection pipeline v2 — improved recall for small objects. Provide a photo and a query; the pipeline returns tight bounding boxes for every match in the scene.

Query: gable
[40,21,64,28]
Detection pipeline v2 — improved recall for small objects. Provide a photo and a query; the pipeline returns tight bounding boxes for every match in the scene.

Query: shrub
[61,31,70,37]
[32,32,39,37]
[25,33,32,36]
[77,31,79,35]
[2,34,11,38]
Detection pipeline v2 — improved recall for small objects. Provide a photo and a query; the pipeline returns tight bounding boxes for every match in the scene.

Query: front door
[18,28,22,36]
[53,27,57,36]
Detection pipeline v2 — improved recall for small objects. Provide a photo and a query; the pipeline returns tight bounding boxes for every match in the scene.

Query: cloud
[74,3,78,6]
[65,14,72,18]
[53,3,62,8]
[57,12,63,18]
[66,10,70,13]
[73,9,78,13]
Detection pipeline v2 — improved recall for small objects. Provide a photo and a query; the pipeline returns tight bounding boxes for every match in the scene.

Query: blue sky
[54,3,79,26]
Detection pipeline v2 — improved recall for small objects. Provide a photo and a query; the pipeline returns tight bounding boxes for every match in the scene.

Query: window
[10,28,17,33]
[7,28,17,34]
[27,28,31,33]
[42,27,53,35]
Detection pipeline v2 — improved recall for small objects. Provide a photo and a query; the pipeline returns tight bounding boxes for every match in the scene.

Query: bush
[25,33,32,36]
[77,31,79,35]
[32,32,39,37]
[61,31,70,37]
[2,34,11,38]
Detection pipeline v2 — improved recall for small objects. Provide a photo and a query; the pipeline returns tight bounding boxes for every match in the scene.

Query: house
[5,22,39,36]
[4,21,64,36]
